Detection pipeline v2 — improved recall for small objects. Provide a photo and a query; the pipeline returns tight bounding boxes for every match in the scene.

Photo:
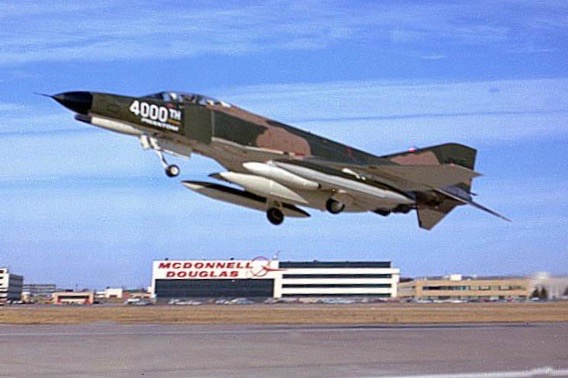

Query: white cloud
[1,1,566,65]
[216,78,568,150]
[2,77,566,183]
[0,2,354,65]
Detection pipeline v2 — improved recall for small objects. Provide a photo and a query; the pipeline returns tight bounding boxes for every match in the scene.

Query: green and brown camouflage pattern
[51,90,507,229]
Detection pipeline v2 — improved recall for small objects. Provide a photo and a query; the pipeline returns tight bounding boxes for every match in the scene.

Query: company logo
[154,256,284,280]
[248,255,284,278]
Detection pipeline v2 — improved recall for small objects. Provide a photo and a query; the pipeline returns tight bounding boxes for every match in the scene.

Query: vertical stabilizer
[385,143,477,192]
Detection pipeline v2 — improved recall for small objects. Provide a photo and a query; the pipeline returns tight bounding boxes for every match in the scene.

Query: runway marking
[378,367,568,378]
[0,324,542,337]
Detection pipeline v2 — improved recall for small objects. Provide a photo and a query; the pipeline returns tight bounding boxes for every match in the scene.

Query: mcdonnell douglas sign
[152,259,281,280]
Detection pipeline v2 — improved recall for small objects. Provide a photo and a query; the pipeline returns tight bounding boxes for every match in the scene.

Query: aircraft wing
[346,164,480,192]
[275,157,507,228]
[283,159,479,193]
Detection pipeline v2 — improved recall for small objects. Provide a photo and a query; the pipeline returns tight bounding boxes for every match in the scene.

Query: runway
[0,323,566,377]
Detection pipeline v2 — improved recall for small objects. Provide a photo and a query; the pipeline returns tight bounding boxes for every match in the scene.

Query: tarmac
[0,322,567,377]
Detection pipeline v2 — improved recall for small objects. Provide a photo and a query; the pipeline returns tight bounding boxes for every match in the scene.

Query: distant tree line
[530,286,548,300]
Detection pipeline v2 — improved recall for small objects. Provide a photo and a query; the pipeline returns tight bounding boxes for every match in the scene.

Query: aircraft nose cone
[52,91,93,115]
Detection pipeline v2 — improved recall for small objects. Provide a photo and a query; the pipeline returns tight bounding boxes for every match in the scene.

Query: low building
[398,275,531,302]
[151,259,399,301]
[52,291,94,305]
[103,288,124,299]
[0,267,24,303]
[22,284,56,303]
[124,290,151,300]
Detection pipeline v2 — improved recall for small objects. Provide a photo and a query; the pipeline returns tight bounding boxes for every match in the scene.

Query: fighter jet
[49,90,509,229]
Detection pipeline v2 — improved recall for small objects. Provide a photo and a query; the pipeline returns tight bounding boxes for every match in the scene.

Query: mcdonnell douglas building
[151,259,400,301]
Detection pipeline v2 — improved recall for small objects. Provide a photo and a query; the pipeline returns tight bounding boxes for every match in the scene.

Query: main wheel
[165,165,180,178]
[374,209,391,216]
[326,198,345,214]
[394,204,411,214]
[266,208,284,225]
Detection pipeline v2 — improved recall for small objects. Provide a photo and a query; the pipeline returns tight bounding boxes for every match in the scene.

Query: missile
[212,171,310,205]
[274,161,415,206]
[242,162,320,190]
[181,181,310,218]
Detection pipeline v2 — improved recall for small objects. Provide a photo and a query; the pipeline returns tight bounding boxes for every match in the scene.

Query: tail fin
[384,143,510,229]
[384,143,477,192]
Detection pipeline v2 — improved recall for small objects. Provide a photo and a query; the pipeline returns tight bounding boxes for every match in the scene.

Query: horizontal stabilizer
[437,188,511,222]
[417,200,460,230]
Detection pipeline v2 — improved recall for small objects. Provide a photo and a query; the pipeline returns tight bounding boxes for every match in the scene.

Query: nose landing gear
[155,149,180,178]
[140,135,181,178]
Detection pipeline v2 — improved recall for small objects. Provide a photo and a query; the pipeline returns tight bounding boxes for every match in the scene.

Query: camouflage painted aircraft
[49,90,509,229]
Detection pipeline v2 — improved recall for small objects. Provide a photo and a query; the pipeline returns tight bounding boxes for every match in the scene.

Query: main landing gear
[374,205,413,217]
[154,149,180,178]
[266,207,284,226]
[326,198,346,214]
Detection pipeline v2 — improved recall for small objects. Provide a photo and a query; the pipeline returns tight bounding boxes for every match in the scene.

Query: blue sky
[1,1,567,289]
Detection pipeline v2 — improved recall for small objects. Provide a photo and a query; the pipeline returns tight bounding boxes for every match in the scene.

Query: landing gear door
[183,104,212,144]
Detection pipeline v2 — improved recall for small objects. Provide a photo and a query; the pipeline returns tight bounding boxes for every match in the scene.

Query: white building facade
[0,267,24,303]
[151,259,399,300]
[277,261,399,298]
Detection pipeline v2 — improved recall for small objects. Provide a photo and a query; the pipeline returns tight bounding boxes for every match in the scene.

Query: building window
[282,284,392,289]
[282,274,392,279]
[281,293,390,298]
[279,261,391,269]
[423,286,470,291]
[154,279,274,298]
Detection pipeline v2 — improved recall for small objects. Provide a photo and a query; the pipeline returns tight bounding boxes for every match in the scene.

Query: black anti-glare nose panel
[52,91,93,115]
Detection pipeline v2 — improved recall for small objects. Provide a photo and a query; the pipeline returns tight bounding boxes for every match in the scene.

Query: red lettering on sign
[183,262,192,269]
[159,262,171,269]
[166,271,175,278]
[195,262,204,269]
[172,262,182,269]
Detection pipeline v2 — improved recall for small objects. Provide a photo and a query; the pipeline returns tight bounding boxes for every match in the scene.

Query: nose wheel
[165,164,180,178]
[155,149,179,178]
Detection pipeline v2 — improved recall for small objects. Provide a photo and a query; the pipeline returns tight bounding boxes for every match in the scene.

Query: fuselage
[50,90,506,229]
[53,91,416,211]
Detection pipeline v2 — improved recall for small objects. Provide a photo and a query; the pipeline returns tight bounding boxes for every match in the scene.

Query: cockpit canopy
[143,91,231,107]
